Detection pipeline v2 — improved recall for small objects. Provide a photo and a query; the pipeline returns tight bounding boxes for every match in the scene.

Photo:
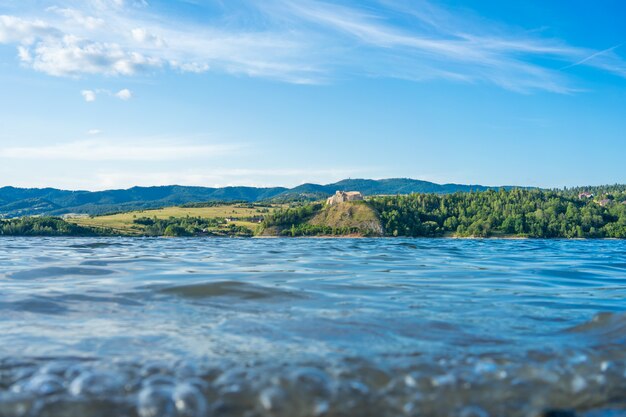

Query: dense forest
[262,188,626,238]
[369,188,626,238]
[0,217,106,236]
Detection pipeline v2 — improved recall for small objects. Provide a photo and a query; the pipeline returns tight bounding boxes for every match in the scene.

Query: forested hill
[262,188,626,238]
[0,178,502,217]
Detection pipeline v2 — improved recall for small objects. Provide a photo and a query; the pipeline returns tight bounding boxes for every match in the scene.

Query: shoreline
[1,234,624,240]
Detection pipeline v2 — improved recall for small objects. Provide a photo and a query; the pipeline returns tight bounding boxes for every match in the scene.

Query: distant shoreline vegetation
[1,187,625,239]
[0,217,107,237]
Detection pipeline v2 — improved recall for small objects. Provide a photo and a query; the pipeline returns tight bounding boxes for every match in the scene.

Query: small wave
[0,298,71,315]
[566,312,626,346]
[55,293,144,307]
[68,242,130,249]
[7,267,115,280]
[159,281,304,301]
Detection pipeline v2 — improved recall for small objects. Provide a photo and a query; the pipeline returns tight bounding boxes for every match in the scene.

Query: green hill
[259,201,384,237]
[0,178,518,218]
[308,201,383,236]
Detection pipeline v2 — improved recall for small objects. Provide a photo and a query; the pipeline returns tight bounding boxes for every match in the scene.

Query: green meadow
[67,204,281,236]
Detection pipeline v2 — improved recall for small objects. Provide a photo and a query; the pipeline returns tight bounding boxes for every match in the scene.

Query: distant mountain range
[0,178,514,217]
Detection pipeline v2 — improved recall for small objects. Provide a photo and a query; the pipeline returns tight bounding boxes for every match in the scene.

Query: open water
[1,237,625,417]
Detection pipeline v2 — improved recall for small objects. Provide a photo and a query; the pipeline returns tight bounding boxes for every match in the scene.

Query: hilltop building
[326,191,364,205]
[578,192,594,199]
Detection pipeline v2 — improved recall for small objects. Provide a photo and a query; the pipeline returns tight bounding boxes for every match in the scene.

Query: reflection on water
[0,237,625,416]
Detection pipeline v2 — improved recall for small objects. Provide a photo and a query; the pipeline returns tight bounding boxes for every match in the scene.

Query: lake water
[1,237,625,417]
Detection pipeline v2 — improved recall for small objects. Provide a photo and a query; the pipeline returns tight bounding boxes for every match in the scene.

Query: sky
[0,0,625,190]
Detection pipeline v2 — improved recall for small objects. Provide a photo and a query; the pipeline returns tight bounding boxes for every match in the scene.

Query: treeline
[132,216,253,237]
[0,217,105,236]
[561,184,626,198]
[0,216,254,237]
[369,189,626,238]
[279,224,361,237]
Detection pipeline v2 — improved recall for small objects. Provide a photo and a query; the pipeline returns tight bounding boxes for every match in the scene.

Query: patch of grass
[67,204,281,236]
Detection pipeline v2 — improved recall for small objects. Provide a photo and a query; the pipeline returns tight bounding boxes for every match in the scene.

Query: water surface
[1,238,625,416]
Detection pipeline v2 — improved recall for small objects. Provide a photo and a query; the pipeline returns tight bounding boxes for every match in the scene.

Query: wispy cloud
[0,139,240,161]
[1,0,625,92]
[561,44,626,76]
[1,166,368,191]
[87,167,366,190]
[271,0,613,92]
[47,6,105,30]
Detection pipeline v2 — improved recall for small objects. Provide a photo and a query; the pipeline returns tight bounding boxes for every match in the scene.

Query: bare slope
[308,201,383,236]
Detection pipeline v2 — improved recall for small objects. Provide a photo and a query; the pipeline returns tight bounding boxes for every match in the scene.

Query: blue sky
[0,0,625,190]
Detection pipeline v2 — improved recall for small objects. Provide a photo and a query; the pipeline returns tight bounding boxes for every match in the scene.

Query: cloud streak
[90,167,366,189]
[0,139,240,161]
[0,0,625,92]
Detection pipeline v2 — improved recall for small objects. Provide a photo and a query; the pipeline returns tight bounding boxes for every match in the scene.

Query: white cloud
[80,88,133,102]
[131,28,165,47]
[29,35,162,77]
[0,1,625,92]
[0,15,57,44]
[0,139,240,161]
[114,88,132,100]
[17,46,32,62]
[47,7,105,30]
[111,0,148,8]
[87,129,102,135]
[81,89,97,102]
[85,0,148,10]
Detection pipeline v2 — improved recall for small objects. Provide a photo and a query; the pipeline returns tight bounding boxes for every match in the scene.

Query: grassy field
[67,204,279,235]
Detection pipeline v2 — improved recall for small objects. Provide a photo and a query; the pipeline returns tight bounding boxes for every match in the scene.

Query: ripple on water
[0,238,625,417]
[0,298,71,315]
[158,280,305,302]
[565,312,626,347]
[7,267,115,280]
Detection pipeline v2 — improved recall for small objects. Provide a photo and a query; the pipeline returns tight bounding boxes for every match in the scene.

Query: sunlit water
[1,237,625,417]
